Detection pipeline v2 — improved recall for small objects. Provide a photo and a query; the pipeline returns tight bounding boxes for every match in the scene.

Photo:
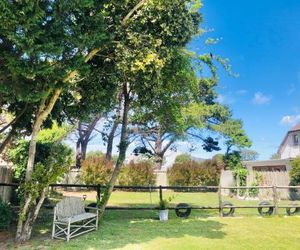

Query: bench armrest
[86,206,99,210]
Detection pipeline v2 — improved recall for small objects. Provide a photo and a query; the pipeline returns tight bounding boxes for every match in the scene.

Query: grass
[5,191,300,249]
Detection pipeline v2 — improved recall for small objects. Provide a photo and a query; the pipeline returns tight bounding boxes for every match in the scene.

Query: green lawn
[6,191,300,249]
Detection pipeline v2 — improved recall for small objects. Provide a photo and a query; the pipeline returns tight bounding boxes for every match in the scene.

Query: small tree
[81,156,114,185]
[8,124,72,240]
[119,160,156,186]
[240,149,259,161]
[175,154,193,164]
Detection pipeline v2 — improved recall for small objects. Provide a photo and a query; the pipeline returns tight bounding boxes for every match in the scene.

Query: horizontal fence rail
[1,183,300,217]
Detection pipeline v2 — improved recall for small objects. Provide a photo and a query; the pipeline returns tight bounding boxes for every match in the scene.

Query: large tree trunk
[153,130,174,170]
[0,104,27,134]
[154,153,164,170]
[99,88,130,219]
[15,89,62,243]
[76,138,82,168]
[154,127,162,169]
[106,92,122,160]
[75,115,101,168]
[0,105,28,154]
[0,126,15,154]
[105,120,118,161]
[81,140,88,161]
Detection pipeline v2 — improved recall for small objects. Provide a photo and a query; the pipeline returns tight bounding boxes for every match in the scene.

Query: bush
[168,155,223,186]
[174,154,192,164]
[289,157,300,200]
[8,124,73,207]
[118,160,156,186]
[9,140,72,182]
[81,156,114,185]
[0,199,13,230]
[290,157,300,185]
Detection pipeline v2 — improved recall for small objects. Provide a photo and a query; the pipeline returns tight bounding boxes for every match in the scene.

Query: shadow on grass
[9,206,225,250]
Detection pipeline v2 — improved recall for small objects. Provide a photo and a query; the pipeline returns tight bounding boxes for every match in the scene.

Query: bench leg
[52,208,57,239]
[96,210,99,230]
[52,223,56,239]
[67,219,71,242]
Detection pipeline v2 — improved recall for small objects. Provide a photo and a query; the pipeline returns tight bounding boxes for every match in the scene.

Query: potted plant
[158,196,174,221]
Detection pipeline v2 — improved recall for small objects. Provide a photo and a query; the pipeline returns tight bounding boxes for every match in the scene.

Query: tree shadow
[5,205,226,249]
[78,210,225,249]
[38,207,225,249]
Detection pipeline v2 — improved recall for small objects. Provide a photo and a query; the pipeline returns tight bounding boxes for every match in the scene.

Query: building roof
[278,124,300,155]
[289,124,300,132]
[243,158,291,167]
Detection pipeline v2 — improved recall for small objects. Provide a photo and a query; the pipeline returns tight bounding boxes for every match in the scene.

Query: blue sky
[84,1,300,164]
[187,0,300,160]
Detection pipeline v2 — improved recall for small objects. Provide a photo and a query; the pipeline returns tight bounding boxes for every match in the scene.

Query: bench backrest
[56,196,85,219]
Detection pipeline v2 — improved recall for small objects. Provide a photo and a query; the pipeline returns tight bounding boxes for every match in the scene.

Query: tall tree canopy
[0,0,141,242]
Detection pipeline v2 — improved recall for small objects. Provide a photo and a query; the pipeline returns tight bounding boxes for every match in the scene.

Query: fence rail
[1,183,300,217]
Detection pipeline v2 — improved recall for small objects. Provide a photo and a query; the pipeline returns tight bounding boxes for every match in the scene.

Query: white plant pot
[159,209,169,221]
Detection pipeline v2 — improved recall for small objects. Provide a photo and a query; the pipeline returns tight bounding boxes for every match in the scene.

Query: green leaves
[290,157,300,186]
[9,124,73,183]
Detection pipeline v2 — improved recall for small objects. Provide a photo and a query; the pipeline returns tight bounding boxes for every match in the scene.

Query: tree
[98,0,203,218]
[130,51,231,169]
[75,117,101,168]
[175,154,193,164]
[8,124,73,238]
[211,119,252,154]
[0,0,144,242]
[240,149,259,161]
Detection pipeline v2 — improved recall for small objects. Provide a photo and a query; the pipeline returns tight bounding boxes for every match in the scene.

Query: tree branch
[122,0,148,25]
[161,139,175,155]
[0,104,28,133]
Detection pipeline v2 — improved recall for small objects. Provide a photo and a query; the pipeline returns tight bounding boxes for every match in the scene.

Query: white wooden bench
[52,196,98,242]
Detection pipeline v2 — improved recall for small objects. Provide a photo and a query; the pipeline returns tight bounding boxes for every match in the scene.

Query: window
[293,134,299,146]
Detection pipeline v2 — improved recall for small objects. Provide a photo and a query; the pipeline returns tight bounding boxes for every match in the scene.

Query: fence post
[218,184,223,217]
[273,185,278,215]
[96,185,101,203]
[159,185,163,203]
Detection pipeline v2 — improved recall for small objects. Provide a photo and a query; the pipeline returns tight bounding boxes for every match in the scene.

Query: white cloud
[280,115,300,125]
[252,92,271,105]
[215,94,236,105]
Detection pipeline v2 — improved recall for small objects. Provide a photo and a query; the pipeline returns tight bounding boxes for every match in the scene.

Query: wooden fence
[0,165,13,202]
[1,183,300,217]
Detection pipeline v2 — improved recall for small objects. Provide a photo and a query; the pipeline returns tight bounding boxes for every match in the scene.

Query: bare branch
[0,104,28,133]
[161,139,175,155]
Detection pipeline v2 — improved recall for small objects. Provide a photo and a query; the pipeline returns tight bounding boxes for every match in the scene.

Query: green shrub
[248,172,262,197]
[81,156,114,185]
[168,156,223,186]
[290,157,300,185]
[8,124,73,205]
[289,157,300,200]
[233,168,248,196]
[174,154,192,164]
[9,140,72,182]
[118,160,156,186]
[0,199,13,230]
[167,162,191,186]
[224,151,243,170]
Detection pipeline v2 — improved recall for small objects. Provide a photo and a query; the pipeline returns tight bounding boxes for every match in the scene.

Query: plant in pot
[158,196,174,221]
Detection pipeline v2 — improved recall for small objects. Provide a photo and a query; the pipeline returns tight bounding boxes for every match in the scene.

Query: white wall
[281,131,300,159]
